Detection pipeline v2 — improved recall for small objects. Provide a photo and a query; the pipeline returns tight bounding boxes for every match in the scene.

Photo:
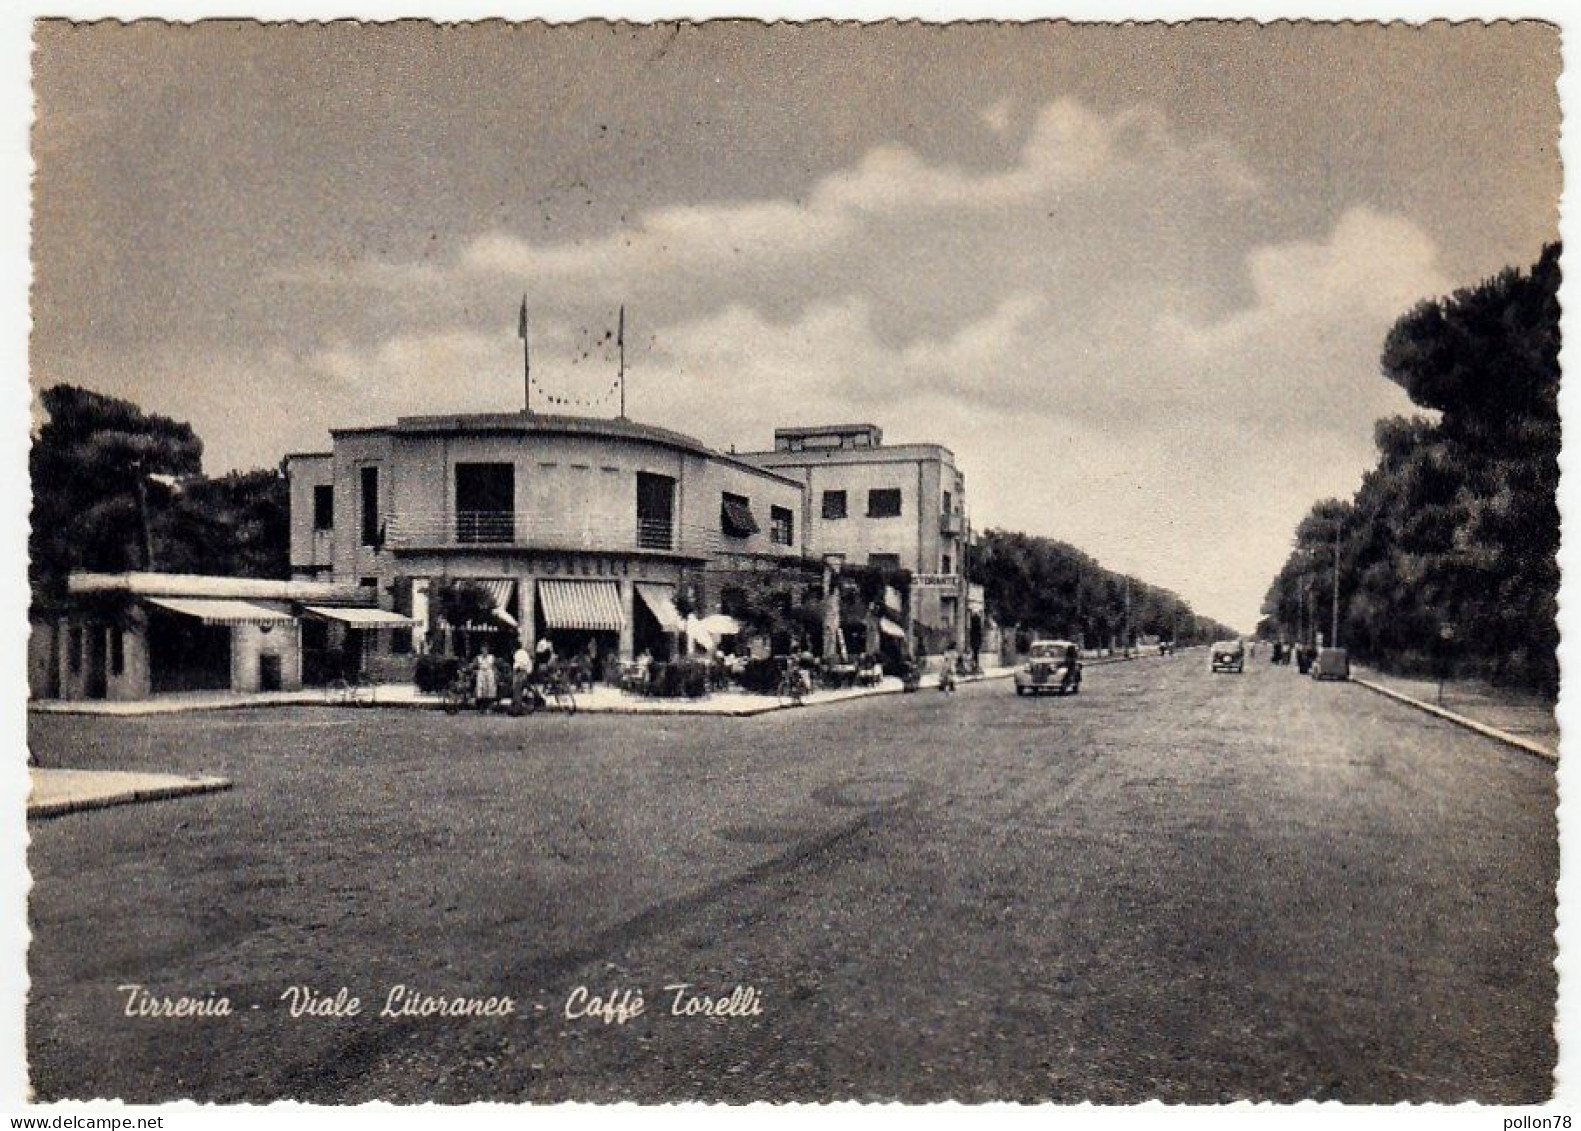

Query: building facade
[29,571,409,701]
[739,424,974,652]
[284,412,810,675]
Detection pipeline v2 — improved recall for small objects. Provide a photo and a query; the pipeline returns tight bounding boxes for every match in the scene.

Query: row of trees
[974,528,1236,649]
[29,384,290,610]
[1259,244,1560,693]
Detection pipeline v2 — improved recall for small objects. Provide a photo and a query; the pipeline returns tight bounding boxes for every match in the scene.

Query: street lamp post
[1330,520,1342,649]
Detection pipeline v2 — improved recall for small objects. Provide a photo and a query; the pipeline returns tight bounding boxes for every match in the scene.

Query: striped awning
[538,579,625,632]
[634,583,684,632]
[475,578,518,627]
[146,596,295,628]
[302,605,417,628]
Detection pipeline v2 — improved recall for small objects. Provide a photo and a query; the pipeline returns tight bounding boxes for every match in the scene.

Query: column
[618,577,635,660]
[517,573,536,647]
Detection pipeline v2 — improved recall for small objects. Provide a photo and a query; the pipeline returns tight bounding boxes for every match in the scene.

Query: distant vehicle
[1311,647,1350,681]
[1159,640,1175,656]
[1210,639,1245,673]
[1015,640,1082,696]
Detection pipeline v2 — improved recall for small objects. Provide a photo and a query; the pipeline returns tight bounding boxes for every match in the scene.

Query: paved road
[27,655,1557,1102]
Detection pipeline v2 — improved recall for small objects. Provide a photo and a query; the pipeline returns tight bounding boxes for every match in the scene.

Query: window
[313,484,334,531]
[360,576,378,590]
[67,623,82,674]
[770,505,794,546]
[637,472,676,550]
[360,467,380,546]
[942,490,952,517]
[868,553,902,571]
[721,492,759,538]
[390,627,412,655]
[455,462,515,544]
[110,626,124,676]
[942,554,953,575]
[822,490,848,520]
[867,488,902,518]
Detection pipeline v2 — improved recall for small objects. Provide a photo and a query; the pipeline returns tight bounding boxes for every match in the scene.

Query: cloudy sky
[30,21,1560,629]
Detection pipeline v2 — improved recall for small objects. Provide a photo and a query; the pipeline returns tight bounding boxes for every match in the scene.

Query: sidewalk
[30,666,1016,718]
[1351,664,1558,760]
[29,768,231,818]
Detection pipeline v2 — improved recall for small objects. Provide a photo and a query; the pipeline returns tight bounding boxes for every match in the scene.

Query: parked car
[1015,640,1082,696]
[1210,639,1245,673]
[1310,647,1350,681]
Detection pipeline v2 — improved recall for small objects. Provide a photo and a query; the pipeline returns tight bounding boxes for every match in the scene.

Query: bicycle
[777,661,809,707]
[441,671,472,715]
[326,673,376,707]
[538,672,578,717]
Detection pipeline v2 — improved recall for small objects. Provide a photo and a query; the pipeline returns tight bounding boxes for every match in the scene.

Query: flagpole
[518,297,531,414]
[618,305,626,419]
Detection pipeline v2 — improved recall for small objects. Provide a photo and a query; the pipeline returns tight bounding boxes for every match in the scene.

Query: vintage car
[1015,640,1082,696]
[1310,646,1350,681]
[1209,639,1245,673]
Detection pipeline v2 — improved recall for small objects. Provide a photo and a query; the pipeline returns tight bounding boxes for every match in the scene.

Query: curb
[417,669,1019,718]
[1350,677,1557,764]
[28,777,233,820]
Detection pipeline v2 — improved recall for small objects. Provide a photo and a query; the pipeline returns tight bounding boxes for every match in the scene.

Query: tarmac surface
[25,653,1557,1103]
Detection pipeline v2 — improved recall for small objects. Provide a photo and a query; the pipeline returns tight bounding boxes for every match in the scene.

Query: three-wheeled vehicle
[1015,640,1082,696]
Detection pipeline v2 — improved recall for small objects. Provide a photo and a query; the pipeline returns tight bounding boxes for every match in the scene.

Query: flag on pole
[518,297,529,339]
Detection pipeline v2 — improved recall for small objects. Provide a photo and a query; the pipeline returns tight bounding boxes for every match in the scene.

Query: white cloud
[245,99,1443,628]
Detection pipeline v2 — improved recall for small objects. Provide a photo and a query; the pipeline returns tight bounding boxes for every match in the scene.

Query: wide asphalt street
[27,652,1557,1103]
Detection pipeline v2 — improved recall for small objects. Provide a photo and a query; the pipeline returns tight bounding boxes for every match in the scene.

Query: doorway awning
[538,580,625,632]
[145,596,296,628]
[634,584,684,632]
[474,578,518,627]
[301,605,417,628]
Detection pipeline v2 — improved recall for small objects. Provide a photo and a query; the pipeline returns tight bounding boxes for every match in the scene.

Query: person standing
[940,642,958,693]
[473,645,499,712]
[511,642,534,715]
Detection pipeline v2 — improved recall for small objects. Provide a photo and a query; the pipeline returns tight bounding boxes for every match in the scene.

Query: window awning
[302,605,417,628]
[879,617,907,638]
[721,498,760,538]
[538,580,625,632]
[145,596,296,628]
[634,583,684,632]
[476,578,518,627]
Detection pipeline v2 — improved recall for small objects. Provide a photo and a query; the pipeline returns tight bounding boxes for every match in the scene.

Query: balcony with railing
[384,509,775,559]
[940,510,964,536]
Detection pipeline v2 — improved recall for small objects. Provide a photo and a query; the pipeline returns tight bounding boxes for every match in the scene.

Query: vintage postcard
[16,14,1566,1112]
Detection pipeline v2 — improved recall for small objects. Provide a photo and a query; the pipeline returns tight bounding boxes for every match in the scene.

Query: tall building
[739,424,973,651]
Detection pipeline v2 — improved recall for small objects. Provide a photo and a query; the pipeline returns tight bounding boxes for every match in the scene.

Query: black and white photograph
[14,13,1569,1111]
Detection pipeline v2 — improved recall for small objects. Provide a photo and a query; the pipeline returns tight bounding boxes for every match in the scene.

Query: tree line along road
[26,652,1556,1103]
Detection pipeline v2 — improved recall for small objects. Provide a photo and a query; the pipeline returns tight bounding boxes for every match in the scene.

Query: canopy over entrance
[145,596,294,628]
[538,580,625,632]
[634,584,684,633]
[301,605,417,628]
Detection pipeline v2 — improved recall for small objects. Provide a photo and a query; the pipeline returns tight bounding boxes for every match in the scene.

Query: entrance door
[84,624,108,699]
